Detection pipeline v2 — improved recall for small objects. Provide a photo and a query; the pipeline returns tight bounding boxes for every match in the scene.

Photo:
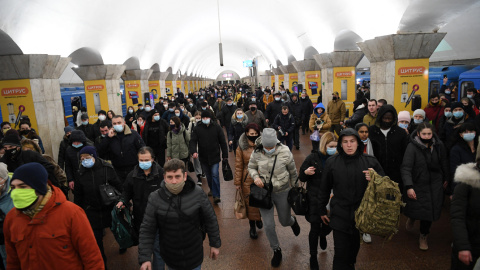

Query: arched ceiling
[0,0,479,79]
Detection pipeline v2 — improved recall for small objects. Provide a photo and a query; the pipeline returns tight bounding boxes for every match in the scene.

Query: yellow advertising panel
[184,81,189,94]
[279,75,284,89]
[84,80,109,123]
[0,79,37,131]
[394,58,429,114]
[270,75,275,88]
[176,81,181,92]
[189,81,194,92]
[289,73,298,92]
[305,71,321,103]
[165,81,173,96]
[333,67,356,115]
[124,80,142,110]
[148,81,161,104]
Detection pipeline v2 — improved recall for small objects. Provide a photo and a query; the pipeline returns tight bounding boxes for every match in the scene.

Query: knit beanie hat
[451,102,464,111]
[64,126,75,134]
[79,146,97,159]
[0,163,8,181]
[69,130,87,144]
[12,163,48,195]
[398,111,411,123]
[2,133,21,147]
[201,110,212,119]
[413,109,426,119]
[261,128,279,148]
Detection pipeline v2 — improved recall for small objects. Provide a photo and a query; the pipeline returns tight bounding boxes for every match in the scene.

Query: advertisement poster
[125,80,142,110]
[289,73,298,93]
[270,75,275,88]
[279,75,284,90]
[148,81,160,104]
[394,58,429,114]
[333,67,356,116]
[184,80,189,94]
[0,79,37,131]
[305,71,321,103]
[189,81,194,92]
[84,80,109,123]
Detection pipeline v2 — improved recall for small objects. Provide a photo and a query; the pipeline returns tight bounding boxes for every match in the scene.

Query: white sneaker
[362,233,372,243]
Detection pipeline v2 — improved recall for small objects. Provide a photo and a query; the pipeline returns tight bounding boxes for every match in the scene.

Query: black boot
[271,248,282,267]
[319,235,327,250]
[291,216,300,236]
[310,254,319,270]
[256,220,263,229]
[249,220,258,239]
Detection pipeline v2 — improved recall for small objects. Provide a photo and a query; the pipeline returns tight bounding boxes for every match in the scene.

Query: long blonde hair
[319,132,337,155]
[232,108,245,121]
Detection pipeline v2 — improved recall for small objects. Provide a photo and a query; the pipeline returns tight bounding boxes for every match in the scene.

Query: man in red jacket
[424,93,445,131]
[4,162,104,270]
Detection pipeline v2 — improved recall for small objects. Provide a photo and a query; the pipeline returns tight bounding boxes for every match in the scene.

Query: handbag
[287,178,308,215]
[187,159,195,173]
[99,166,121,206]
[249,155,277,209]
[222,160,233,181]
[234,189,247,219]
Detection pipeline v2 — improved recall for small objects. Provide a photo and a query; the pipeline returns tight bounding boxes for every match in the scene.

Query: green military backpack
[355,170,405,240]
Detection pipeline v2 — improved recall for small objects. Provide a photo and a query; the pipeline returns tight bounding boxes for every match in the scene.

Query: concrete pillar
[73,64,125,117]
[121,69,153,109]
[357,33,445,111]
[292,59,322,102]
[158,71,170,97]
[314,51,364,111]
[0,54,70,160]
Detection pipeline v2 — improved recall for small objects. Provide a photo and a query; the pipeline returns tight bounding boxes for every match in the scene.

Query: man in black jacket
[272,106,296,151]
[58,125,74,170]
[64,130,92,190]
[142,110,169,167]
[138,159,220,270]
[189,110,228,204]
[319,128,384,270]
[265,92,284,126]
[94,120,112,161]
[219,97,237,152]
[92,110,107,138]
[76,113,96,142]
[289,93,304,150]
[300,92,314,135]
[99,115,146,183]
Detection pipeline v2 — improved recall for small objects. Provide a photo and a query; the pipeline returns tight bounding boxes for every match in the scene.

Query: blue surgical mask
[82,121,89,125]
[413,119,423,124]
[444,112,453,118]
[202,119,210,125]
[114,125,124,132]
[252,98,256,102]
[453,111,464,118]
[361,139,369,143]
[201,107,207,110]
[467,94,473,99]
[128,109,134,114]
[154,115,160,121]
[264,147,276,155]
[463,133,476,142]
[237,114,243,119]
[82,158,95,168]
[72,143,83,148]
[169,108,174,112]
[326,147,337,156]
[189,103,193,107]
[399,123,409,129]
[139,161,152,170]
[227,103,232,106]
[445,90,451,94]
[145,107,151,112]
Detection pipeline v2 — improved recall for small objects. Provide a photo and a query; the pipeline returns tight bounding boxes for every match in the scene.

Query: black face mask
[380,121,393,130]
[4,148,18,159]
[246,135,259,142]
[19,130,29,136]
[332,97,337,101]
[431,101,439,106]
[250,107,257,112]
[419,137,433,145]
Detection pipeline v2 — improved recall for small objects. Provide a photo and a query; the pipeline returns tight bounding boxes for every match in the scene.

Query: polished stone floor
[104,132,453,270]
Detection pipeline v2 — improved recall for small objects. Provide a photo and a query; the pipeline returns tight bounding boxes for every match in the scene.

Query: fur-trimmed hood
[454,162,480,189]
[238,133,254,151]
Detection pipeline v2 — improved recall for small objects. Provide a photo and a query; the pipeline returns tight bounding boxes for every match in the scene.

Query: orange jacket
[4,185,104,270]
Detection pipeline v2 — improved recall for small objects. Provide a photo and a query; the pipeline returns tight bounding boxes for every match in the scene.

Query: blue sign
[243,60,253,67]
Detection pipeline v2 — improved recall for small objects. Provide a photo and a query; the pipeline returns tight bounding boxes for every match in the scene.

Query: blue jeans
[167,265,201,270]
[201,162,220,198]
[152,231,165,270]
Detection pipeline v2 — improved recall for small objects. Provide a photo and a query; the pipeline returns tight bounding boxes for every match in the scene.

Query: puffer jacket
[265,99,284,123]
[75,158,123,230]
[167,124,190,160]
[272,112,295,138]
[345,104,367,128]
[451,163,480,254]
[138,177,221,269]
[57,135,70,169]
[248,138,298,193]
[309,103,332,133]
[401,132,449,221]
[64,130,91,183]
[327,99,346,124]
[318,128,384,234]
[234,134,261,221]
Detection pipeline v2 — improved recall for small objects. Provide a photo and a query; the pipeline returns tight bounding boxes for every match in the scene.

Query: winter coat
[290,96,304,124]
[450,140,476,192]
[248,139,298,193]
[300,96,314,121]
[57,135,70,170]
[42,155,68,188]
[161,110,177,123]
[75,158,123,230]
[327,99,346,124]
[309,103,332,133]
[124,113,136,129]
[424,102,445,131]
[234,134,261,221]
[451,163,480,254]
[407,117,430,135]
[0,178,14,245]
[167,124,190,160]
[245,109,267,130]
[76,123,96,142]
[213,101,226,117]
[299,151,329,223]
[99,125,146,168]
[265,100,284,123]
[4,185,104,270]
[401,133,449,221]
[219,104,237,128]
[441,115,474,150]
[122,162,164,233]
[262,94,274,110]
[345,105,367,128]
[138,178,221,269]
[189,121,228,166]
[143,118,169,152]
[64,131,94,183]
[229,116,248,143]
[363,113,377,126]
[272,112,295,138]
[318,128,385,234]
[369,105,409,185]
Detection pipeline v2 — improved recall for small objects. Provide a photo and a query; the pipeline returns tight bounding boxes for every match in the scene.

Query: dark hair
[245,123,260,134]
[430,93,440,99]
[457,122,476,134]
[112,115,123,121]
[378,99,387,105]
[281,106,289,111]
[137,104,143,107]
[80,107,87,112]
[1,122,11,128]
[19,121,31,128]
[163,158,186,174]
[466,88,476,94]
[355,122,368,131]
[107,110,115,118]
[368,99,377,105]
[99,120,112,129]
[138,146,155,159]
[137,115,145,121]
[416,122,434,134]
[170,116,181,128]
[169,102,176,108]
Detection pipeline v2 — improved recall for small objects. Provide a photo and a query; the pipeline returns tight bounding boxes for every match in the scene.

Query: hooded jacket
[451,163,480,253]
[345,104,367,128]
[228,111,248,143]
[167,124,190,160]
[57,134,70,169]
[369,105,409,187]
[308,103,332,133]
[318,128,384,234]
[299,95,314,120]
[64,130,93,182]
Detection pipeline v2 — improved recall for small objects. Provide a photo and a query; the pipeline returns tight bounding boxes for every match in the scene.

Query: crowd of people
[0,79,479,270]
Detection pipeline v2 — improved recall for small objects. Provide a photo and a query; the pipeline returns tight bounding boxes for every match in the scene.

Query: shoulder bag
[249,155,277,209]
[287,178,308,215]
[99,166,121,206]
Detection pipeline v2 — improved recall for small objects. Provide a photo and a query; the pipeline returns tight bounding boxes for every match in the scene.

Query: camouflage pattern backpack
[355,170,405,240]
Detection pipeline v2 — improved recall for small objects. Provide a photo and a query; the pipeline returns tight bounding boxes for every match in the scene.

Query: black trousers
[309,222,332,254]
[93,228,107,270]
[153,147,166,167]
[114,165,135,184]
[332,229,361,270]
[420,220,432,235]
[293,124,300,147]
[302,118,310,133]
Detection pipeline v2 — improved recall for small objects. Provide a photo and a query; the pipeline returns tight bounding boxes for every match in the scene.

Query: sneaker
[213,197,221,204]
[362,233,372,243]
[406,217,415,232]
[319,236,327,250]
[291,216,300,236]
[310,255,319,270]
[271,248,282,267]
[208,191,212,196]
[419,234,428,250]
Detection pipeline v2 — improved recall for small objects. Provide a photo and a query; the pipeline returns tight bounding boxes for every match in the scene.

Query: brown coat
[309,113,332,133]
[234,133,261,221]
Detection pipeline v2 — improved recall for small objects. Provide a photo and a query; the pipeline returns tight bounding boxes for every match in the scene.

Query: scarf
[23,186,52,219]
